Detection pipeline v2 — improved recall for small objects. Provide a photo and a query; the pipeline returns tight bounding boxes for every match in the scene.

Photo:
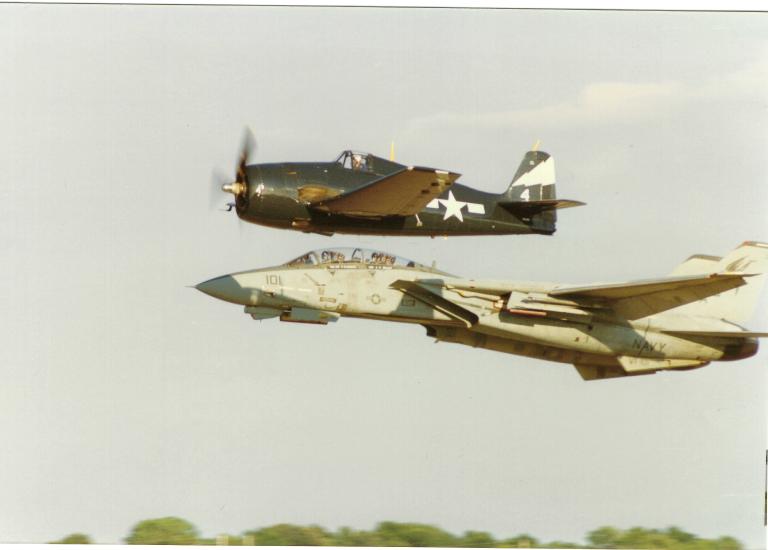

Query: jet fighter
[196,242,768,380]
[214,132,584,237]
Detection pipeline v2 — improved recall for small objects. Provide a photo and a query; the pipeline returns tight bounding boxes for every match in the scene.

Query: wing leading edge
[311,166,461,217]
[549,272,753,320]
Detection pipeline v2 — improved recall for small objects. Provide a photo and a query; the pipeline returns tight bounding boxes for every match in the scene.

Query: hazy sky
[0,5,766,547]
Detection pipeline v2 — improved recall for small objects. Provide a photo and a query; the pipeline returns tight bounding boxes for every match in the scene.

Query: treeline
[51,517,744,549]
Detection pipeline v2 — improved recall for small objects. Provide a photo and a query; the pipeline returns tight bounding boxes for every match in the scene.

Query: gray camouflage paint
[197,242,767,381]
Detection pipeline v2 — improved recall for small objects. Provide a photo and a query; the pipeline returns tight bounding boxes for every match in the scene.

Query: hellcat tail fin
[505,145,556,202]
[499,145,584,232]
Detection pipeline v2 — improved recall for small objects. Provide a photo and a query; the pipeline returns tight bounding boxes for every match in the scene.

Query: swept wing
[403,272,754,322]
[549,272,753,319]
[549,272,750,300]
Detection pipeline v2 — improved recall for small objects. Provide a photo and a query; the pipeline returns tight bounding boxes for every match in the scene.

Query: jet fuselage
[196,249,760,380]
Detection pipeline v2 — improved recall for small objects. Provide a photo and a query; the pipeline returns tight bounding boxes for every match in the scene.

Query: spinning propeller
[210,128,256,212]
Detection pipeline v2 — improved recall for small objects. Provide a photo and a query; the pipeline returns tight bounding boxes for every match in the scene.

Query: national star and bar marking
[426,191,485,222]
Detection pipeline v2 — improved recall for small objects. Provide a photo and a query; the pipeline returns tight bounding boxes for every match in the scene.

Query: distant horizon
[47,517,749,547]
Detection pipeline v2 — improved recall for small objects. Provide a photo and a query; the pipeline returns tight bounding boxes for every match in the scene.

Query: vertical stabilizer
[505,148,556,202]
[669,242,768,324]
[502,147,558,232]
[668,254,722,276]
[497,146,583,234]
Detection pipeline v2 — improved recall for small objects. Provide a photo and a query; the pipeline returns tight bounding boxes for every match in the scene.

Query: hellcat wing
[310,164,461,217]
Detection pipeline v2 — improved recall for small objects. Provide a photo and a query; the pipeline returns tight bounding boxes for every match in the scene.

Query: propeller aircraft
[196,241,768,380]
[213,132,584,237]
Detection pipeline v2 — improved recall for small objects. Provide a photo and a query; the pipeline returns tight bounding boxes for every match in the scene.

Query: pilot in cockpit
[351,154,366,171]
[321,250,345,263]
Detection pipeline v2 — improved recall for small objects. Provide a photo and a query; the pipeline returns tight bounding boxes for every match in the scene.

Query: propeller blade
[213,127,258,208]
[237,127,257,182]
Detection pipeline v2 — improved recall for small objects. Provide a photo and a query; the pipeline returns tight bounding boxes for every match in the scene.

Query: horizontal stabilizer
[311,166,460,217]
[662,329,768,339]
[390,280,478,327]
[499,199,585,216]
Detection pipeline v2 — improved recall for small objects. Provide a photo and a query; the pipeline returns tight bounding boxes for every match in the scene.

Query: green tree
[333,526,380,547]
[51,533,92,544]
[665,526,696,544]
[616,527,668,549]
[114,519,744,549]
[499,534,539,548]
[373,522,458,547]
[459,530,496,547]
[544,541,582,549]
[714,536,742,550]
[587,526,622,548]
[244,524,333,546]
[125,517,199,545]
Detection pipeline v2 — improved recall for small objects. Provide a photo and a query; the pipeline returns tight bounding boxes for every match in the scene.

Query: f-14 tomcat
[196,242,768,380]
[214,132,583,236]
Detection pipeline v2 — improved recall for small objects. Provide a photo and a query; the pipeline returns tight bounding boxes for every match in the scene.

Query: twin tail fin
[665,241,768,324]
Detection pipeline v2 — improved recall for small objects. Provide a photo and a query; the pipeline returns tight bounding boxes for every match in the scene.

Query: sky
[0,5,767,548]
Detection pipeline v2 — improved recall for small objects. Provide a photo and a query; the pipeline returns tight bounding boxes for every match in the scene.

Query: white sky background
[0,5,767,547]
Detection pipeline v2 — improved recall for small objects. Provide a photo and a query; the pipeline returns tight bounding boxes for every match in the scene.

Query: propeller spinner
[224,128,255,196]
[212,128,256,212]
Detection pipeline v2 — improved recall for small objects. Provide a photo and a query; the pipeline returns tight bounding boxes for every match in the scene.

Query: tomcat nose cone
[195,275,248,305]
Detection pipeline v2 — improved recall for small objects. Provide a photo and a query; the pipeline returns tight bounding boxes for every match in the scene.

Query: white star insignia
[438,190,467,222]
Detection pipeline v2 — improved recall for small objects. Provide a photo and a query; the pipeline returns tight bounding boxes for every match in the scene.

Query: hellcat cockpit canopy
[333,150,401,175]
